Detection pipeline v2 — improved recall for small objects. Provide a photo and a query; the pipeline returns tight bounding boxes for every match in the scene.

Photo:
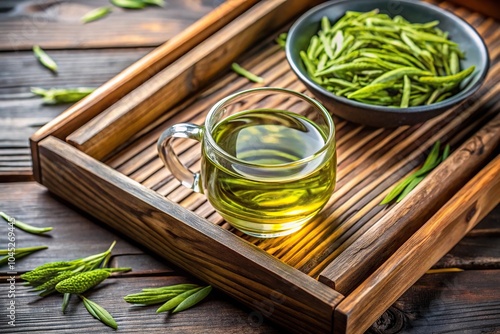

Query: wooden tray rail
[30,1,500,333]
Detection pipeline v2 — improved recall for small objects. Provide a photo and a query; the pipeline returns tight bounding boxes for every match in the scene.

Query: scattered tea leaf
[110,0,146,9]
[33,45,58,73]
[442,144,451,160]
[172,285,212,313]
[142,0,165,6]
[0,246,48,266]
[1,211,53,235]
[81,6,112,23]
[31,87,95,104]
[380,141,450,204]
[156,287,203,313]
[62,293,71,313]
[80,295,118,330]
[231,63,264,83]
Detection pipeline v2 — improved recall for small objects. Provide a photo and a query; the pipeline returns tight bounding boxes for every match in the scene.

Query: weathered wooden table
[1,1,499,333]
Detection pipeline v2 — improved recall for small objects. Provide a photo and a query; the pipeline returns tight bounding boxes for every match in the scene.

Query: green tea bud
[21,267,67,284]
[56,269,110,294]
[35,271,76,292]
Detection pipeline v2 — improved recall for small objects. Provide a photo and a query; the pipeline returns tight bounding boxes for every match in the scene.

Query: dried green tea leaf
[81,295,118,330]
[81,6,112,23]
[110,0,146,9]
[231,63,264,83]
[32,45,58,73]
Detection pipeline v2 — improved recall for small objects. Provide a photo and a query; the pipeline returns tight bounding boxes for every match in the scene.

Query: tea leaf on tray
[81,6,112,23]
[33,45,58,73]
[380,141,450,204]
[231,63,264,83]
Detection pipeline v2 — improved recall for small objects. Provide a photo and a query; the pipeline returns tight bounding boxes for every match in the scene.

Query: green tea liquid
[202,109,336,237]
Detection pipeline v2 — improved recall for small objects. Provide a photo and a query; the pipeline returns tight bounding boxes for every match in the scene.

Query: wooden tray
[30,1,500,333]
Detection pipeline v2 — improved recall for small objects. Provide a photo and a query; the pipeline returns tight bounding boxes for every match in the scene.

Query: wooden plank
[334,154,500,334]
[65,0,322,161]
[29,0,259,183]
[0,0,217,50]
[319,110,500,294]
[37,136,343,334]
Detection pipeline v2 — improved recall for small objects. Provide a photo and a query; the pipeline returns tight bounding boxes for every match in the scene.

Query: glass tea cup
[157,87,336,238]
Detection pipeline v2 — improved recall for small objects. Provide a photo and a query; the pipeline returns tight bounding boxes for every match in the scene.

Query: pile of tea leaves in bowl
[300,9,475,107]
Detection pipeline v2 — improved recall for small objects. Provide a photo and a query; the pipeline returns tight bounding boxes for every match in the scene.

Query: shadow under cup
[158,87,337,238]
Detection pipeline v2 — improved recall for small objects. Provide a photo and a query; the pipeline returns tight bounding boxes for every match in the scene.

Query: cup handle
[157,123,204,193]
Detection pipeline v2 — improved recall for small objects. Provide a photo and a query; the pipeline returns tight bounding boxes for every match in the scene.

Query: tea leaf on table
[110,0,146,9]
[142,0,165,6]
[31,87,95,104]
[1,211,53,235]
[0,246,48,266]
[62,293,71,313]
[81,6,112,23]
[21,241,119,289]
[172,285,212,313]
[124,283,200,305]
[80,295,118,330]
[33,45,58,73]
[156,287,204,313]
[231,63,264,83]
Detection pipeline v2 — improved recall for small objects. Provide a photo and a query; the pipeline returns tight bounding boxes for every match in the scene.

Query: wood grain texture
[0,276,281,334]
[65,0,322,161]
[447,0,500,20]
[368,269,500,334]
[37,137,343,334]
[0,49,151,179]
[334,155,500,334]
[0,48,151,95]
[0,0,216,50]
[29,0,258,182]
